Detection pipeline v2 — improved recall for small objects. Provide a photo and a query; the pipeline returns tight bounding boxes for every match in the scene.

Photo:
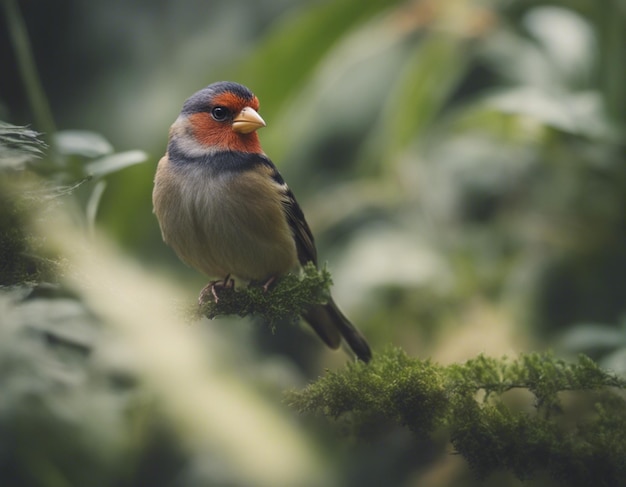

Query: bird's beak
[232,107,266,134]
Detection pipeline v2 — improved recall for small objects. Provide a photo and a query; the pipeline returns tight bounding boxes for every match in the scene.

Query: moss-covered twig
[287,347,626,486]
[197,262,333,328]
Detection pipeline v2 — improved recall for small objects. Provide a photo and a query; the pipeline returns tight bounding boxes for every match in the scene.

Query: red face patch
[212,92,260,113]
[187,92,262,153]
[188,112,262,153]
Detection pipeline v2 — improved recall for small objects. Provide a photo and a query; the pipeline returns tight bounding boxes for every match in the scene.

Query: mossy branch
[197,262,332,328]
[287,347,626,486]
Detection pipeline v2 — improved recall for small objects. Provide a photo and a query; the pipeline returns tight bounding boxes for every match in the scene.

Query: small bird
[153,81,371,362]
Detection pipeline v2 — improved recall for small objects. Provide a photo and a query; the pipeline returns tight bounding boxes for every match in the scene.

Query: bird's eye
[211,106,228,121]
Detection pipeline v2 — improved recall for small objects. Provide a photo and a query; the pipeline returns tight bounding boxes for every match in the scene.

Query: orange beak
[232,107,266,134]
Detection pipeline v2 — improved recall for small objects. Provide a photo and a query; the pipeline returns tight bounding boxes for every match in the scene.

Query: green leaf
[84,150,148,178]
[364,33,468,170]
[483,87,612,138]
[53,130,113,159]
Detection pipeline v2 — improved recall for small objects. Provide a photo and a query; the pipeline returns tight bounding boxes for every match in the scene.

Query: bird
[152,81,372,362]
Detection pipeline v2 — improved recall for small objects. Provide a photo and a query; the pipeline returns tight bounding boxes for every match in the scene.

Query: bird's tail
[302,297,372,363]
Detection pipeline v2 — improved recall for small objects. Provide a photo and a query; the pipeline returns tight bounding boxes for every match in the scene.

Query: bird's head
[172,81,266,154]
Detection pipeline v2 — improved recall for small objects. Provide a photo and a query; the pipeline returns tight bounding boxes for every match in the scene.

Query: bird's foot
[247,275,277,293]
[199,274,234,305]
[261,275,277,292]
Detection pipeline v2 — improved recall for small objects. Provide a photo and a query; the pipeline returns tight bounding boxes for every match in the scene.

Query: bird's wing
[282,186,317,266]
[258,156,318,266]
[258,156,362,353]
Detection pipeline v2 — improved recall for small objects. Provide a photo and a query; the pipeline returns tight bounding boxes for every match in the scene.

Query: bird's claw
[199,275,234,305]
[262,275,277,292]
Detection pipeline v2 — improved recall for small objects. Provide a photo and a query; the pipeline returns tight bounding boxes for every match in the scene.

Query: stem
[597,0,625,125]
[2,0,57,143]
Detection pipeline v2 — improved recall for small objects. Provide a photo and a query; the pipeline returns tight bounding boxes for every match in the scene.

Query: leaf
[365,33,467,169]
[84,150,148,178]
[523,6,595,86]
[86,180,107,233]
[483,87,612,138]
[53,130,114,158]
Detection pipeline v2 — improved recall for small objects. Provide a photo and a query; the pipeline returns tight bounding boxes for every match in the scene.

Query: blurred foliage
[0,121,46,169]
[288,348,626,486]
[559,316,626,374]
[0,285,140,487]
[0,123,57,285]
[1,0,626,486]
[0,127,327,486]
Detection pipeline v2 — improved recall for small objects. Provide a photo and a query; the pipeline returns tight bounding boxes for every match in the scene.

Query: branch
[287,347,626,486]
[197,262,333,328]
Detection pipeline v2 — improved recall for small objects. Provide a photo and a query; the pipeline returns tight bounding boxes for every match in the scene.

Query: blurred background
[1,0,625,486]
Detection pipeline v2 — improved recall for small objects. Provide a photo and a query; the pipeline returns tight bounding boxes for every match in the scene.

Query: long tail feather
[302,298,372,363]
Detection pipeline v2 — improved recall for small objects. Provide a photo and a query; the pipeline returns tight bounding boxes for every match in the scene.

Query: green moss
[288,347,626,486]
[197,262,333,328]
